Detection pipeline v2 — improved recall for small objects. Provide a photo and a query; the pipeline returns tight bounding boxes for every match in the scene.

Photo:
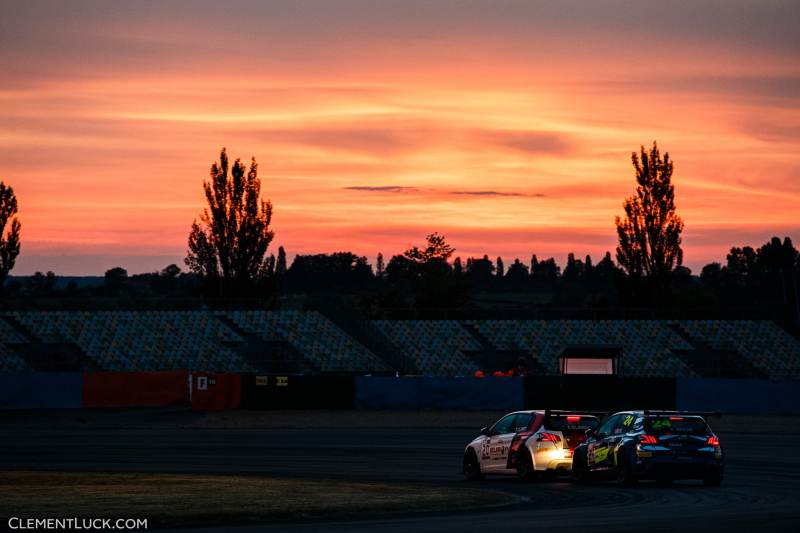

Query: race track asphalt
[2,415,799,532]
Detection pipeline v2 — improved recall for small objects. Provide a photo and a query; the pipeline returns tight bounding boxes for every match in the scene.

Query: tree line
[1,144,799,326]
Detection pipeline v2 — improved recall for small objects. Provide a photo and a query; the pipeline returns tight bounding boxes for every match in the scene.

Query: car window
[512,413,533,432]
[615,413,637,434]
[491,414,517,435]
[646,416,708,435]
[595,415,620,438]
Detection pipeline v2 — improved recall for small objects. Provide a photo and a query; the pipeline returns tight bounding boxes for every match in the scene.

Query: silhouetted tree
[276,246,287,277]
[287,252,372,292]
[726,246,759,288]
[615,142,684,279]
[403,233,455,264]
[467,255,494,285]
[496,257,505,277]
[376,253,385,278]
[700,262,723,286]
[757,237,798,305]
[453,257,463,275]
[563,253,584,282]
[532,257,560,282]
[0,182,21,289]
[104,267,128,292]
[506,259,529,287]
[26,271,56,295]
[265,254,276,277]
[161,264,181,279]
[386,254,414,282]
[185,148,274,291]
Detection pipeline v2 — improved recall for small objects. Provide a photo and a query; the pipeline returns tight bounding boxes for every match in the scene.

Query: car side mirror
[480,426,490,436]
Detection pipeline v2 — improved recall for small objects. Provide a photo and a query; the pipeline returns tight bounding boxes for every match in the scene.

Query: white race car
[463,410,601,480]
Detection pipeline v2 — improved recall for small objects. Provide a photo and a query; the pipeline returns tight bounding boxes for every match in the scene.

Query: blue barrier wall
[0,373,83,409]
[677,378,800,414]
[355,376,524,410]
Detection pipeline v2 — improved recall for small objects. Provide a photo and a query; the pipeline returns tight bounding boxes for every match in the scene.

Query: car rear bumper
[633,455,723,479]
[533,448,574,472]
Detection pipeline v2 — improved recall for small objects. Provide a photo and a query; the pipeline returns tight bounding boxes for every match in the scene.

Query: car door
[481,413,518,472]
[604,413,634,468]
[587,414,622,470]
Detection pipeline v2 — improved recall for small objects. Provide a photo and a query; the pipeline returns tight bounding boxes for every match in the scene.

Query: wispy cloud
[344,186,418,193]
[478,130,572,155]
[450,190,545,198]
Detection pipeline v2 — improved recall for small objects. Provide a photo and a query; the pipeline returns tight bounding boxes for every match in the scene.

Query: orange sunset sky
[1,0,798,275]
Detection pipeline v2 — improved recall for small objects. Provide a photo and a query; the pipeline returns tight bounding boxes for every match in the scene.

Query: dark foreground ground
[1,409,799,532]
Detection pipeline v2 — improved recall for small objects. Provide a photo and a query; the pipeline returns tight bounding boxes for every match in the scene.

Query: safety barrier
[191,373,241,411]
[2,373,800,414]
[676,378,800,414]
[0,373,83,409]
[354,376,524,410]
[83,371,189,408]
[241,374,355,409]
[524,376,677,411]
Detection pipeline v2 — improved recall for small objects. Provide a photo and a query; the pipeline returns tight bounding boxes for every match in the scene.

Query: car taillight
[538,432,561,443]
[639,435,658,445]
[566,416,581,422]
[707,436,720,446]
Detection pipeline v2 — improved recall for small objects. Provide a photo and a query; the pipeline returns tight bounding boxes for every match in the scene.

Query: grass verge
[0,471,515,528]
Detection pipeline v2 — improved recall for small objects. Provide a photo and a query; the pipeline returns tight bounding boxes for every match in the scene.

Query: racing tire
[571,451,592,484]
[463,449,484,481]
[702,471,723,487]
[615,451,638,486]
[515,450,535,481]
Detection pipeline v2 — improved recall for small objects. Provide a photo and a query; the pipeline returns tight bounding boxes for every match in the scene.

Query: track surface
[2,420,800,532]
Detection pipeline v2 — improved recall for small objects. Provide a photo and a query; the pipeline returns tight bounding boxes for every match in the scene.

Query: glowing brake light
[566,416,581,422]
[639,435,658,445]
[538,432,562,443]
[669,416,684,421]
[707,436,720,446]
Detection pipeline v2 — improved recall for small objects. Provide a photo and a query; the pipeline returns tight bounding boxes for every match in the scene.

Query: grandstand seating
[678,320,800,379]
[10,311,251,372]
[463,320,697,377]
[227,311,388,373]
[0,312,798,378]
[0,319,32,371]
[372,320,480,376]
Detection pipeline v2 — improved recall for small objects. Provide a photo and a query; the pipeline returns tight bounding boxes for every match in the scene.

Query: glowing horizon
[2,0,798,275]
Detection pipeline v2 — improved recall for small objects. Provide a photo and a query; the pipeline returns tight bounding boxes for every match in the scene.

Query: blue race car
[571,410,723,485]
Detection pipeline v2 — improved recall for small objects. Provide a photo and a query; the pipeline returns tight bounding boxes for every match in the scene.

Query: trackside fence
[676,378,800,414]
[1,374,799,413]
[0,373,83,409]
[354,376,524,410]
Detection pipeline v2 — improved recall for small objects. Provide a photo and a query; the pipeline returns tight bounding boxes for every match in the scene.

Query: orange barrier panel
[83,371,190,408]
[190,373,241,411]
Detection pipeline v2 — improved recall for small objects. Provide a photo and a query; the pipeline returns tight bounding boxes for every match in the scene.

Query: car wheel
[515,450,535,481]
[615,451,638,486]
[463,449,484,481]
[702,471,723,487]
[571,451,592,484]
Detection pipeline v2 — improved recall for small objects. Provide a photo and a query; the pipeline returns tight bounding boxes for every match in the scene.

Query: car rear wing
[643,410,722,419]
[544,409,606,419]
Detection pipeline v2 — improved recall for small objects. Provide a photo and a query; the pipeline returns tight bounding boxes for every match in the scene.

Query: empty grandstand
[0,312,798,379]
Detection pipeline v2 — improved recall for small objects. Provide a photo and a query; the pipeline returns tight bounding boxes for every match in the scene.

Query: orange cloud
[1,1,798,274]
